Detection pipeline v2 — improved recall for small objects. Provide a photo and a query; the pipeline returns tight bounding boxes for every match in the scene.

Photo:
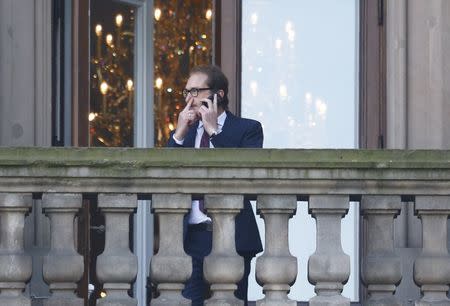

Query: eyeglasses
[182,87,212,98]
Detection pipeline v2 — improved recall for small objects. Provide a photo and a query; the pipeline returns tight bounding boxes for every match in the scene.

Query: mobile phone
[202,93,223,108]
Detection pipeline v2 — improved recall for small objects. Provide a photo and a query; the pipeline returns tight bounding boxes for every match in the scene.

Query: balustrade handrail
[1,147,450,168]
[0,148,449,195]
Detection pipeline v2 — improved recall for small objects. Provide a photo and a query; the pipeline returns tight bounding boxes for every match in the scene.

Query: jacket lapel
[218,111,236,140]
[184,112,236,147]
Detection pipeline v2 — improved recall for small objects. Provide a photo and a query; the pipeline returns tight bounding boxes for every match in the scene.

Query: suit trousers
[182,225,252,306]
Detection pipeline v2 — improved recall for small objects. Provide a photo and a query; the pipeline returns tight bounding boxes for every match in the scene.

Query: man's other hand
[174,100,198,140]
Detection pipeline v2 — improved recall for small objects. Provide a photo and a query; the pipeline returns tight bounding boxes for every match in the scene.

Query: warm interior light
[100,81,108,95]
[154,8,162,21]
[155,77,163,89]
[95,24,102,37]
[126,79,133,91]
[88,113,96,121]
[115,14,123,27]
[106,34,113,46]
[205,9,212,20]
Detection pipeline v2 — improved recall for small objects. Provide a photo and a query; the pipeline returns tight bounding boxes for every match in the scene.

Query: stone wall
[387,0,450,150]
[0,0,51,147]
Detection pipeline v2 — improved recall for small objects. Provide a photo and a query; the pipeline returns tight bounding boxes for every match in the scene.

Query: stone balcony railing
[0,148,449,306]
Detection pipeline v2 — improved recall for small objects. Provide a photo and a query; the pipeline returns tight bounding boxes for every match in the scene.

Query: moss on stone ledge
[0,147,448,169]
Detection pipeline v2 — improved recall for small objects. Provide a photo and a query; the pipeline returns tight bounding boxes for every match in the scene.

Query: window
[89,0,137,147]
[242,0,360,301]
[153,0,214,147]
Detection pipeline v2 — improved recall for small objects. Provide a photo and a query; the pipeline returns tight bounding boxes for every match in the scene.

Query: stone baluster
[361,196,402,306]
[0,193,32,306]
[256,195,297,306]
[42,193,84,306]
[204,195,245,306]
[413,196,450,305]
[150,194,192,306]
[96,194,138,306]
[308,195,350,306]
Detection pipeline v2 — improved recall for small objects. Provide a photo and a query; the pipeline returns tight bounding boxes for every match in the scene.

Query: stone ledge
[0,148,449,196]
[0,147,449,169]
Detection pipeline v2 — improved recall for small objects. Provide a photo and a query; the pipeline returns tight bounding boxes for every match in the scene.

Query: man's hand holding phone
[199,93,219,136]
[202,93,222,108]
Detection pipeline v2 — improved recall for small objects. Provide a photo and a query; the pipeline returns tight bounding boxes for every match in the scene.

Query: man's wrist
[205,124,218,136]
[173,129,186,141]
[208,128,219,139]
[172,134,184,145]
[209,131,217,139]
[173,129,187,144]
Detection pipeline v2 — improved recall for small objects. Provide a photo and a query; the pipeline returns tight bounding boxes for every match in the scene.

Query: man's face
[184,72,212,116]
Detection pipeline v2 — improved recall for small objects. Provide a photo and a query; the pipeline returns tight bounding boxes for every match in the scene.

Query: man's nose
[185,94,193,104]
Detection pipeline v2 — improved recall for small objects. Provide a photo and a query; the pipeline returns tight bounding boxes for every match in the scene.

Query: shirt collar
[198,111,227,129]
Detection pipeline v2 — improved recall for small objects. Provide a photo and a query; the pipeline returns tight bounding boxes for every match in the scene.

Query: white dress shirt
[173,111,227,224]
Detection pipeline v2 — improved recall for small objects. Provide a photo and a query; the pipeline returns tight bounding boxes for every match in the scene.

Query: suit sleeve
[210,120,263,148]
[167,131,184,147]
[240,121,263,148]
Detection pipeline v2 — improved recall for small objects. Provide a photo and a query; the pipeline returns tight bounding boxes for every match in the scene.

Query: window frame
[359,0,386,149]
[71,0,90,146]
[214,0,242,115]
[70,2,153,305]
[217,0,386,148]
[221,1,386,303]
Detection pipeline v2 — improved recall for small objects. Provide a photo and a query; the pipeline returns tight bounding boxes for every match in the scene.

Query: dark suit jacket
[167,111,263,255]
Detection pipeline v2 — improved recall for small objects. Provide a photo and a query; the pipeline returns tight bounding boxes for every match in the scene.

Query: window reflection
[242,0,357,149]
[90,0,135,147]
[153,0,213,147]
[242,0,359,302]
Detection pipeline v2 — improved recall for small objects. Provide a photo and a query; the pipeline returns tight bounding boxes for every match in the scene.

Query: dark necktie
[199,128,209,213]
[200,129,210,148]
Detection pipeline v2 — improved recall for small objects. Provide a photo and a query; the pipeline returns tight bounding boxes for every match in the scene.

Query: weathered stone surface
[308,195,350,306]
[1,148,450,196]
[150,194,191,306]
[96,194,138,306]
[256,195,297,306]
[413,196,450,306]
[361,196,402,306]
[0,193,32,306]
[42,193,83,306]
[204,195,244,306]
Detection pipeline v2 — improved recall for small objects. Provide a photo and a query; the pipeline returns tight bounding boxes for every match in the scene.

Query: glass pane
[90,0,136,147]
[242,0,358,149]
[153,0,214,147]
[242,0,359,302]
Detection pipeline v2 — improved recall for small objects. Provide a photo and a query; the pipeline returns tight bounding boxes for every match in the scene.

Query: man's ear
[217,89,225,98]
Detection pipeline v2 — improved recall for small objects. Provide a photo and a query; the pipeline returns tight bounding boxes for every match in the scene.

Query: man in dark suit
[167,65,263,305]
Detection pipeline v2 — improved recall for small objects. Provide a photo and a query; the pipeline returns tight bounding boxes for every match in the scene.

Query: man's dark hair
[190,65,229,109]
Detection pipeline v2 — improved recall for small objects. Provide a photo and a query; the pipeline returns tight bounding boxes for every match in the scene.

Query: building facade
[0,0,450,305]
